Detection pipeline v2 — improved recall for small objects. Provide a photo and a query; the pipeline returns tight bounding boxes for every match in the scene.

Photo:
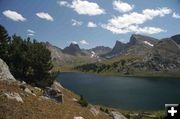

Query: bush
[78,95,88,107]
[105,109,109,114]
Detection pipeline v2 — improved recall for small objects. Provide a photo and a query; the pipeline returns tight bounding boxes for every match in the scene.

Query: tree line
[0,24,54,87]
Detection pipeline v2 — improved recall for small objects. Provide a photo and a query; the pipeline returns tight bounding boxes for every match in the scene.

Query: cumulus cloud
[27,33,34,36]
[128,25,165,34]
[27,29,35,37]
[87,21,97,27]
[80,40,89,45]
[72,41,78,44]
[101,7,171,34]
[67,41,78,44]
[36,12,54,21]
[2,10,26,22]
[72,19,83,26]
[172,12,180,18]
[113,0,134,13]
[58,0,105,16]
[27,29,35,34]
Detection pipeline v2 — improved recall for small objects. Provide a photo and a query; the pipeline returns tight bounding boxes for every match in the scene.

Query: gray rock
[43,87,63,103]
[90,107,99,116]
[0,59,15,81]
[74,116,85,119]
[110,111,127,119]
[24,87,36,96]
[4,92,23,103]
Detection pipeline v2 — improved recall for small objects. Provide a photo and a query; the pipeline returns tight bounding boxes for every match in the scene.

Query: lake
[57,72,180,111]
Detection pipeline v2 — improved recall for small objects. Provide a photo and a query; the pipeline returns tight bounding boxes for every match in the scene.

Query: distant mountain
[171,34,180,45]
[76,34,180,76]
[128,34,157,46]
[104,34,158,58]
[144,38,180,71]
[63,43,85,55]
[43,42,74,66]
[109,41,127,56]
[43,42,103,66]
[88,46,111,55]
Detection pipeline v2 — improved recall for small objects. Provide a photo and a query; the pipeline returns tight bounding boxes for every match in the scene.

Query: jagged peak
[68,43,81,50]
[129,34,158,45]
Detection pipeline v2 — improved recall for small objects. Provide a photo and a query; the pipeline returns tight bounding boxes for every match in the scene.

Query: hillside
[75,34,180,77]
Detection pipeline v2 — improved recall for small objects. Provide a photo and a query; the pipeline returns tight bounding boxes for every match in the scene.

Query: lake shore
[57,67,180,78]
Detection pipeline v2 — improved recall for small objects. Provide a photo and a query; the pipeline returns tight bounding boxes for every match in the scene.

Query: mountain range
[43,42,111,66]
[44,34,180,75]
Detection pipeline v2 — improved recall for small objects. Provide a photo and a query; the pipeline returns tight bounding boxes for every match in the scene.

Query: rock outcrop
[43,87,64,103]
[0,58,15,81]
[3,92,23,103]
[110,111,127,119]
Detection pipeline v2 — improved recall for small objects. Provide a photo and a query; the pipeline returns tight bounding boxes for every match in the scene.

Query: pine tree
[0,24,10,62]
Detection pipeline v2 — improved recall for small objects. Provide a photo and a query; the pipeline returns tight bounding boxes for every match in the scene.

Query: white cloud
[58,0,105,16]
[27,33,34,36]
[27,29,35,34]
[36,12,54,21]
[80,40,89,45]
[172,12,180,18]
[72,19,83,26]
[27,29,35,37]
[87,21,97,27]
[113,0,134,13]
[2,10,26,22]
[57,1,71,7]
[128,25,165,34]
[67,41,78,44]
[101,7,171,34]
[72,41,78,44]
[102,24,165,34]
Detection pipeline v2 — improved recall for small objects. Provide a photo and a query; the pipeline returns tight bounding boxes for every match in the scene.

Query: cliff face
[0,58,15,81]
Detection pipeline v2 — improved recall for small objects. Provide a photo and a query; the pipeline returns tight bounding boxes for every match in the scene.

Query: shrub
[78,95,88,107]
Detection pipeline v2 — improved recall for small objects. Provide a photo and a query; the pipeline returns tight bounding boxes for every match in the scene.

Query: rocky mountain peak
[129,34,157,46]
[63,43,82,55]
[110,40,127,56]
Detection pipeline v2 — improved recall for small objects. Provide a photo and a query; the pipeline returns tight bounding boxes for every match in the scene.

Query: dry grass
[0,80,110,119]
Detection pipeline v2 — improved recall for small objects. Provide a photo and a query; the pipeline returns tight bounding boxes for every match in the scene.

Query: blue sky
[0,0,180,49]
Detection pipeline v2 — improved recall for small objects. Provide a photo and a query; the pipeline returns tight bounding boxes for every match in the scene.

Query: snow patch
[143,41,154,47]
[91,51,96,58]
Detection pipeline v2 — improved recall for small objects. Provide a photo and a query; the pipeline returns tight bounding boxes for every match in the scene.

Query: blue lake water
[57,72,180,111]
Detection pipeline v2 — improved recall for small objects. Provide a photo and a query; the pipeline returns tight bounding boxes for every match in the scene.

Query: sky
[0,0,180,49]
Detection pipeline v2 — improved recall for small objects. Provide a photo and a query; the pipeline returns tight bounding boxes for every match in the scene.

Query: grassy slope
[0,80,110,119]
[73,55,180,77]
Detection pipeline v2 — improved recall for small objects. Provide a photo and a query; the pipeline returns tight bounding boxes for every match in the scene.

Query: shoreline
[58,69,180,78]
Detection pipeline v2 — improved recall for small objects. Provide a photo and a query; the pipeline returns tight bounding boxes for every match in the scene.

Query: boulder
[110,111,127,119]
[51,81,63,92]
[4,92,23,103]
[74,116,85,119]
[43,87,63,103]
[90,107,99,116]
[0,59,15,81]
[24,87,36,96]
